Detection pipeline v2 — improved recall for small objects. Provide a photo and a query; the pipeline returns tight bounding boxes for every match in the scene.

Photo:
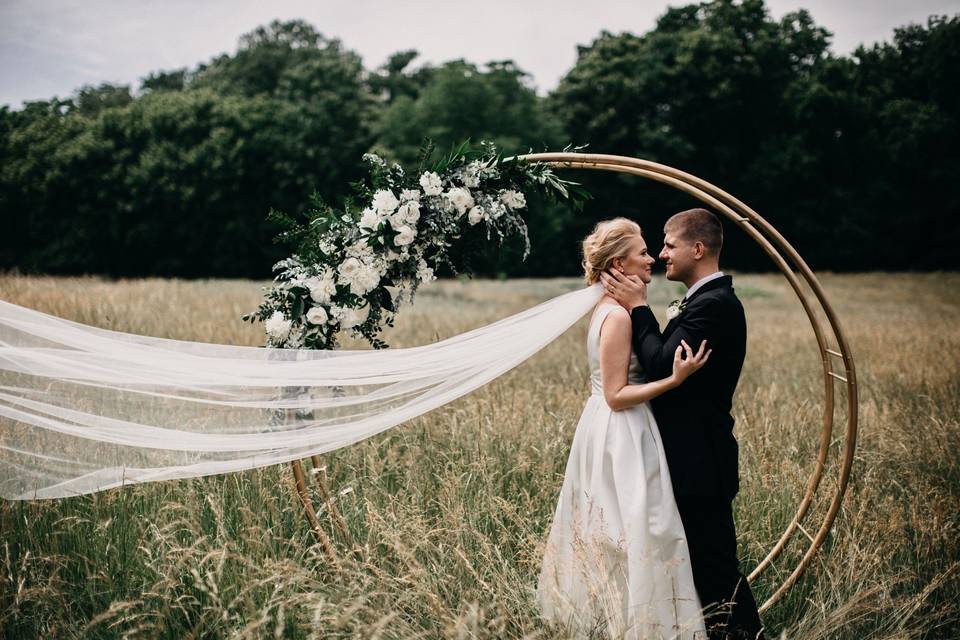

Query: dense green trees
[1,3,957,277]
[551,1,959,271]
[1,20,376,277]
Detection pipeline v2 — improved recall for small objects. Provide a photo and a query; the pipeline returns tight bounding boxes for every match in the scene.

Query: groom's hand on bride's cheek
[601,269,647,311]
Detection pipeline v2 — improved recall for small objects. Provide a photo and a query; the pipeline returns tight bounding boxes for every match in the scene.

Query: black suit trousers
[675,495,764,640]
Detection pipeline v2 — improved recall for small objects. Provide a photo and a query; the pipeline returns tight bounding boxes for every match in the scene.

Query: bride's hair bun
[582,217,643,285]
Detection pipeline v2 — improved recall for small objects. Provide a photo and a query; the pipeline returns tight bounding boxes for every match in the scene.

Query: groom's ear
[692,241,706,260]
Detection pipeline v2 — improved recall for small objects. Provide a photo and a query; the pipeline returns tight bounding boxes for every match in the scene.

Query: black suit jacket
[630,275,746,500]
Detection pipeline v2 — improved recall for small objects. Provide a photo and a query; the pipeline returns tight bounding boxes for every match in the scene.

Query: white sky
[2,0,958,109]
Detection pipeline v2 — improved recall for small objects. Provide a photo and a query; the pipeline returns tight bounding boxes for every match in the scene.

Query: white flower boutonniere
[665,298,687,321]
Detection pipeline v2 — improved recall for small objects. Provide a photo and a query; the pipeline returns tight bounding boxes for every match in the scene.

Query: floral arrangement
[242,140,589,350]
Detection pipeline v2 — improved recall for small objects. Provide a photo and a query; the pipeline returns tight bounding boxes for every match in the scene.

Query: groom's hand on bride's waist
[601,269,647,311]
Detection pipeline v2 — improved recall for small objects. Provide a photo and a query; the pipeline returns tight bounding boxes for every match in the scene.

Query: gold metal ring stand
[291,152,858,614]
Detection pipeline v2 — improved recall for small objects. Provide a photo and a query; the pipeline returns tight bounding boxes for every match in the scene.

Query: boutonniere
[665,298,687,321]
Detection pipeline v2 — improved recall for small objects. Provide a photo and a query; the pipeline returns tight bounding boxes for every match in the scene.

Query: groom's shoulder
[689,283,743,315]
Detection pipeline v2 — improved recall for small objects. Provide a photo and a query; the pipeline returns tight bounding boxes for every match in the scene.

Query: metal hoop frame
[290,152,858,614]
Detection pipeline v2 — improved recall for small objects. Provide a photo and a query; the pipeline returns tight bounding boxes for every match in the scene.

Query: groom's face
[660,229,695,282]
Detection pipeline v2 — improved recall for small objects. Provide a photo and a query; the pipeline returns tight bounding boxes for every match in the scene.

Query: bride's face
[612,235,655,283]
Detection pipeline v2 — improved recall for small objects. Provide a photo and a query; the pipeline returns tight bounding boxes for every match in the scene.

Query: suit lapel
[662,275,733,337]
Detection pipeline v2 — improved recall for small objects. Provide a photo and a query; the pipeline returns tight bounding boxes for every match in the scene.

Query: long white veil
[0,283,603,500]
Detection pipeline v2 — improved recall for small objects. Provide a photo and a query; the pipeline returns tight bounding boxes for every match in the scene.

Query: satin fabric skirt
[536,395,706,639]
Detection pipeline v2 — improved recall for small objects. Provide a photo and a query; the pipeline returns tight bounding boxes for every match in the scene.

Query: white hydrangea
[338,257,380,295]
[417,258,435,283]
[445,187,475,216]
[394,225,417,246]
[489,200,508,219]
[341,304,370,328]
[467,205,486,226]
[419,171,443,196]
[351,263,381,295]
[400,189,421,202]
[359,207,381,231]
[372,189,399,215]
[265,311,292,340]
[318,238,336,254]
[284,329,304,349]
[345,240,376,262]
[303,271,337,303]
[306,306,328,325]
[500,189,526,210]
[371,256,389,277]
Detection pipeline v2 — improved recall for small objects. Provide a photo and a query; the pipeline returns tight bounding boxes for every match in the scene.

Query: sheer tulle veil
[0,283,603,499]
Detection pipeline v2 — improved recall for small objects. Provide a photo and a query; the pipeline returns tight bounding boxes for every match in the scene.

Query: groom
[600,208,764,640]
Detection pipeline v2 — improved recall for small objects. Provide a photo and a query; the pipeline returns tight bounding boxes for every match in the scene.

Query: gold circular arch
[290,152,859,614]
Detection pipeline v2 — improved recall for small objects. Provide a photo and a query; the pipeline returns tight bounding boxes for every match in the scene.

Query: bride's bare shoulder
[596,303,630,338]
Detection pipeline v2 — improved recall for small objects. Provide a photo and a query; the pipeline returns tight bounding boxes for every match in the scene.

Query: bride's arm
[598,307,709,411]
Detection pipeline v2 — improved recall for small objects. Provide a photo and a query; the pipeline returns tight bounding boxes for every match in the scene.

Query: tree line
[1,0,957,278]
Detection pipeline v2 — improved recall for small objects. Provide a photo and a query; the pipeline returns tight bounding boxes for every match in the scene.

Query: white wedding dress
[536,303,706,639]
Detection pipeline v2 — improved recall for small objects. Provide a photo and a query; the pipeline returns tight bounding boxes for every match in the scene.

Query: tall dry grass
[1,273,957,639]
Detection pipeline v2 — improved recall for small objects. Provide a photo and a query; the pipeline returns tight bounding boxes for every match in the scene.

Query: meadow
[1,273,958,639]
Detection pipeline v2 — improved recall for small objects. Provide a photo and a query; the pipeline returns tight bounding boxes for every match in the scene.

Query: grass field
[1,273,958,639]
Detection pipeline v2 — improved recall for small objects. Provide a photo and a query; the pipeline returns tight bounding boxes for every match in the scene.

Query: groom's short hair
[665,208,723,256]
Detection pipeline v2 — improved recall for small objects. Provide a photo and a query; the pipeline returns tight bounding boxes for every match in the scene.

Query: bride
[536,217,710,639]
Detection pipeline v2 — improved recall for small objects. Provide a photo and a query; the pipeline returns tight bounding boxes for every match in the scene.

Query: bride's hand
[670,339,711,385]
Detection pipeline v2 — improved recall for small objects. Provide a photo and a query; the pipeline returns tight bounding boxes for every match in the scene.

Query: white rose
[467,206,486,226]
[265,311,292,340]
[338,257,362,282]
[359,207,381,231]
[396,201,420,225]
[500,189,526,210]
[400,189,421,202]
[394,225,417,246]
[445,187,475,215]
[371,189,399,215]
[387,211,403,229]
[419,171,443,196]
[306,306,328,325]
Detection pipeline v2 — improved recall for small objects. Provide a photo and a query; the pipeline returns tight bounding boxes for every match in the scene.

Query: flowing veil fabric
[0,284,603,500]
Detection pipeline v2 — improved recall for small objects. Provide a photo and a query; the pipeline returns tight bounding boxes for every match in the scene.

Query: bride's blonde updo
[581,217,643,285]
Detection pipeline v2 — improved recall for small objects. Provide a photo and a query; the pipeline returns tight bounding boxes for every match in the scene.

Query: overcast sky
[2,0,958,109]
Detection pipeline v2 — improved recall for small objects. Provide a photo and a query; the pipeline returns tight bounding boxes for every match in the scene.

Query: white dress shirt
[684,271,724,300]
